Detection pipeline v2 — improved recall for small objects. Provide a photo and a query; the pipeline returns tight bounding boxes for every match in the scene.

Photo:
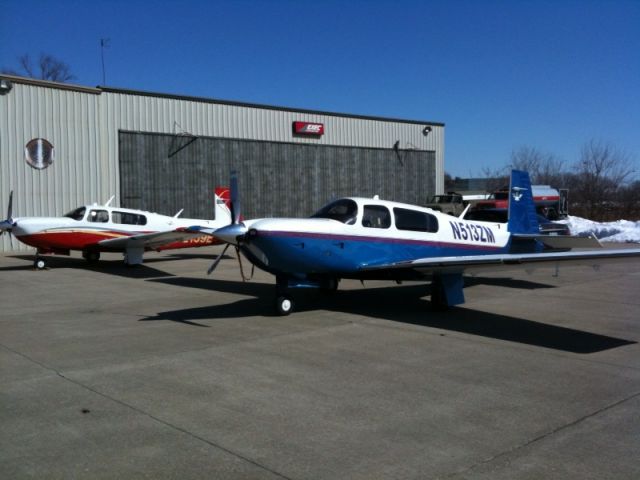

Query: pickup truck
[424,191,489,216]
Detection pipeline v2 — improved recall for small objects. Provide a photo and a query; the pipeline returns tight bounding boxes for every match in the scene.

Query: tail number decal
[184,235,214,245]
[449,221,495,243]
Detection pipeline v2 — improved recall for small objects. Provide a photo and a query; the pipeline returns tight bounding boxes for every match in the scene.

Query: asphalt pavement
[1,245,639,479]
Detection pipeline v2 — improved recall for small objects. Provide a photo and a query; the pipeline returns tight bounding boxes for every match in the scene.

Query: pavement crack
[1,343,296,480]
[439,389,640,479]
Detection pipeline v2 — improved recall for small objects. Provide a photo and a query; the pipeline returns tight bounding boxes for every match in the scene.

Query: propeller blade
[230,170,241,225]
[207,243,230,275]
[235,246,246,282]
[1,191,14,233]
[7,190,13,222]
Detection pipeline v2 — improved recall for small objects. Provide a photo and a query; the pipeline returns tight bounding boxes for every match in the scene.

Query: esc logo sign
[293,122,324,136]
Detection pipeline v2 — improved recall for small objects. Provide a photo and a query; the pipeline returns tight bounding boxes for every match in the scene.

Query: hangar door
[119,131,436,219]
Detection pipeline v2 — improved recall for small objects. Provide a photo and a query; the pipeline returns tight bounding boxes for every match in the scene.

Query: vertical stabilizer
[507,170,539,234]
[214,186,232,224]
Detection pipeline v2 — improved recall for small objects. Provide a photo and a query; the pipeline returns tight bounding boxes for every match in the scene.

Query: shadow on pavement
[144,277,634,354]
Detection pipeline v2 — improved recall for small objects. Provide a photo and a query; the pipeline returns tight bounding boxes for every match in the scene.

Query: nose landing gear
[275,295,294,316]
[33,256,47,270]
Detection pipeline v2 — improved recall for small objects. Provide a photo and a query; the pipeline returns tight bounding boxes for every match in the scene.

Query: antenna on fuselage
[173,209,184,218]
[458,204,471,219]
[104,195,115,207]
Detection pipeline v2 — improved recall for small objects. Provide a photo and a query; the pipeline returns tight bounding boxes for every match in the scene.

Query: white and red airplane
[0,188,231,269]
[188,171,640,315]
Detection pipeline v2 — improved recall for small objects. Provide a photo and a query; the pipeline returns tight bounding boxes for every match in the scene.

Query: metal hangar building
[0,74,445,253]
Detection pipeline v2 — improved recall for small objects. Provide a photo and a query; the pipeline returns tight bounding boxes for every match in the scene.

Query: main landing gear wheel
[34,257,47,270]
[82,251,100,264]
[275,295,294,316]
[321,277,339,294]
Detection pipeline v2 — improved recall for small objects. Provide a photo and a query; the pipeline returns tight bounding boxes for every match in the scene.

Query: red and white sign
[293,121,324,136]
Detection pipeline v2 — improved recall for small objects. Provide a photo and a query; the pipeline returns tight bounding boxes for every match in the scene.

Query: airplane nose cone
[214,223,248,245]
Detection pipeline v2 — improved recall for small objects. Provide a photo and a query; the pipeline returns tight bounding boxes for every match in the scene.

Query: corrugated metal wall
[102,90,445,200]
[119,131,436,219]
[1,76,444,253]
[0,80,105,252]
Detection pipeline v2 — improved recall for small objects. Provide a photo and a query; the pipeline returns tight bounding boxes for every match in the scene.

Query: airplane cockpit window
[112,211,148,225]
[311,199,358,225]
[362,205,391,229]
[88,209,109,223]
[394,208,439,233]
[64,207,86,221]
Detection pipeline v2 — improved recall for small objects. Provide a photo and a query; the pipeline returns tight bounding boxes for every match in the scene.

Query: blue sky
[1,0,638,178]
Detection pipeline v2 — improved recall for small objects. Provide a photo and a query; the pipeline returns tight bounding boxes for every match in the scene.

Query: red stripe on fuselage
[17,230,133,250]
[18,230,222,252]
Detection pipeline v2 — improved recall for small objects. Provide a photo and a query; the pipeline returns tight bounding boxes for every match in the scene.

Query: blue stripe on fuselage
[244,231,506,276]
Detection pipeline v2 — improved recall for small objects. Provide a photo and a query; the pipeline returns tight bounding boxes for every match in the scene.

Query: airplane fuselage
[13,217,216,254]
[198,170,640,315]
[237,197,512,280]
[12,206,220,255]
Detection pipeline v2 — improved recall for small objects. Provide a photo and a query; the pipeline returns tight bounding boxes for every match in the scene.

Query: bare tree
[509,146,565,186]
[480,141,638,220]
[480,165,509,193]
[2,53,74,82]
[618,180,640,219]
[571,140,635,219]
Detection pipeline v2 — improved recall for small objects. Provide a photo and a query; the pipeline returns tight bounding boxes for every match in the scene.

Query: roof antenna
[100,38,110,85]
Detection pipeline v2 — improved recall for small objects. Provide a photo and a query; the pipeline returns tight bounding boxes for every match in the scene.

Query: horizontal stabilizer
[513,233,602,250]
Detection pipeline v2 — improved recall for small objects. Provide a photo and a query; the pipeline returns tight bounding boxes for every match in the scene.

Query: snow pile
[560,216,640,243]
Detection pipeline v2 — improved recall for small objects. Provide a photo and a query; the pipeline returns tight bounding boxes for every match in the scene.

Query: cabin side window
[362,205,391,229]
[88,209,109,223]
[112,211,147,225]
[64,207,86,221]
[311,199,358,225]
[394,208,439,233]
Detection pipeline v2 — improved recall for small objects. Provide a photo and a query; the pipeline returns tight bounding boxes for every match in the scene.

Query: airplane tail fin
[507,170,539,234]
[214,186,233,224]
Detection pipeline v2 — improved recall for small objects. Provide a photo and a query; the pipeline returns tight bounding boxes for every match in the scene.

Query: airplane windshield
[311,199,358,224]
[64,207,86,221]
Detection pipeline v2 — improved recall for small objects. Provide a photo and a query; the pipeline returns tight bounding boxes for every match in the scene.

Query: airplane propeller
[1,191,17,248]
[207,171,252,280]
[1,190,15,232]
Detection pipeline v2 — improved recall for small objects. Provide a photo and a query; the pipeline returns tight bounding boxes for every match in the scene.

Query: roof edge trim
[0,74,101,94]
[99,85,445,127]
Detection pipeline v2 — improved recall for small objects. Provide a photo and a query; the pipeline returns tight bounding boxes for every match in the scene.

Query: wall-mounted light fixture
[0,78,13,95]
[422,125,432,136]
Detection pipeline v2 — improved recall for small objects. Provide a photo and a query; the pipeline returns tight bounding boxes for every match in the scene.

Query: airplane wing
[184,225,219,236]
[359,248,640,277]
[97,228,204,250]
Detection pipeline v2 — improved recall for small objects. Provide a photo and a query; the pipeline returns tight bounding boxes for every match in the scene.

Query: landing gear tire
[275,295,294,316]
[34,257,47,270]
[83,251,100,264]
[321,277,339,294]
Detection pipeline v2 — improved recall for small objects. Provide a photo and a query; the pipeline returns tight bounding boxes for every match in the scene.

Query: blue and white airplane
[190,170,640,315]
